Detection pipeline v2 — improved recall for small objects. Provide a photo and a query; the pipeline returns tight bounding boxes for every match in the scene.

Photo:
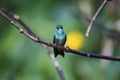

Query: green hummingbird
[53,25,67,57]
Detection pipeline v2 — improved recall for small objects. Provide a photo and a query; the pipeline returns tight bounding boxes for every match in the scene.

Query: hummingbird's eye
[60,26,63,29]
[56,26,59,29]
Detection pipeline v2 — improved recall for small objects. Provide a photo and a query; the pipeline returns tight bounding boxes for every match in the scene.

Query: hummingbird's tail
[54,48,64,57]
[59,49,64,57]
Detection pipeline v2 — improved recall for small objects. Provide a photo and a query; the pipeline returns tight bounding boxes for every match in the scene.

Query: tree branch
[0,8,65,80]
[0,8,120,63]
[85,0,111,37]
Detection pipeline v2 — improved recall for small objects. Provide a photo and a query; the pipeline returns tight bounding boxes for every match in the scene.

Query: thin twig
[0,9,65,80]
[0,8,120,63]
[4,72,14,80]
[85,0,110,37]
[1,8,36,37]
[73,8,120,43]
[43,45,65,80]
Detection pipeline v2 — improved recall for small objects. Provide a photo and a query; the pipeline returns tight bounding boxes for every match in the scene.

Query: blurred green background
[0,0,120,80]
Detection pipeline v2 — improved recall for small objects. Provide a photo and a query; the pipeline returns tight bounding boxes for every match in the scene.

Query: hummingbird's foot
[65,46,70,53]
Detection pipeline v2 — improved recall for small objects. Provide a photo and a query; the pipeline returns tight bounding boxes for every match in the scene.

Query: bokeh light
[65,31,84,50]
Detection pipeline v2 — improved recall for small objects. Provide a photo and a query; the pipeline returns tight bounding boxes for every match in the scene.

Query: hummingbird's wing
[54,48,59,57]
[64,34,67,45]
[53,35,59,57]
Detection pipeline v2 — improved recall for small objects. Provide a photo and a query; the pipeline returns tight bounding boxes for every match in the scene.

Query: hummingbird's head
[56,25,63,30]
[55,25,65,39]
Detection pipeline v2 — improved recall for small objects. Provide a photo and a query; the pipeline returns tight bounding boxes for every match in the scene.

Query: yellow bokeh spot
[65,31,84,50]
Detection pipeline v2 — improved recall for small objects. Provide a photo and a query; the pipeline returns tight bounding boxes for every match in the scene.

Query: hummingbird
[53,25,67,57]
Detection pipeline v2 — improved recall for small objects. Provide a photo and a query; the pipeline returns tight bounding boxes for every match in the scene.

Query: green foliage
[0,0,120,80]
